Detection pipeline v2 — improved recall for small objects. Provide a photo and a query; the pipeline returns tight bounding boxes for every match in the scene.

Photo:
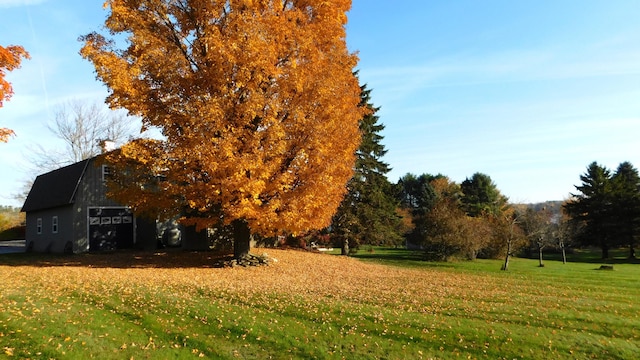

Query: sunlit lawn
[1,248,638,359]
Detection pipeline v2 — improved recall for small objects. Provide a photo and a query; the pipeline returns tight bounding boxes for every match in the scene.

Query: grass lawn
[1,248,638,359]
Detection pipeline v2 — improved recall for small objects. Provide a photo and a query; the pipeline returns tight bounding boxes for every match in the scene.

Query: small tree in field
[554,209,575,264]
[1,44,30,142]
[80,0,364,259]
[521,207,554,267]
[492,209,524,271]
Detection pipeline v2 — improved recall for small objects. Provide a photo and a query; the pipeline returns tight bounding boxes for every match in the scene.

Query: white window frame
[52,216,59,234]
[36,218,42,234]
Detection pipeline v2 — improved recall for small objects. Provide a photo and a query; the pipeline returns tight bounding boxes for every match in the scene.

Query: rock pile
[223,253,274,268]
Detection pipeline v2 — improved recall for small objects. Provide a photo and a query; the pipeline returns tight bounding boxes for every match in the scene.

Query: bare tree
[521,207,555,267]
[29,100,138,171]
[553,210,576,264]
[17,99,141,203]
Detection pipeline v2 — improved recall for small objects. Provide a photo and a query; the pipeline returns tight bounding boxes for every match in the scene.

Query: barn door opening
[88,207,134,251]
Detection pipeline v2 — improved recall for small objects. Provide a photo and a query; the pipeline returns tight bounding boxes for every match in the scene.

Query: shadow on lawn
[0,249,238,269]
[3,246,638,269]
[352,248,424,261]
[352,247,640,267]
[349,248,455,268]
[541,248,640,265]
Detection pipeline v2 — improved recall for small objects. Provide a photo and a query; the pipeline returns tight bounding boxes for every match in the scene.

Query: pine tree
[331,82,403,254]
[564,162,615,259]
[611,162,640,258]
[396,173,441,249]
[460,173,508,217]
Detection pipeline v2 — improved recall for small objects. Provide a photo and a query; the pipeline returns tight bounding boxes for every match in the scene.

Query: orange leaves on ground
[0,249,473,315]
[2,250,638,358]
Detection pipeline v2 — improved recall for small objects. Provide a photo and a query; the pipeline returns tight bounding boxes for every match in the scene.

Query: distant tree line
[394,172,530,266]
[0,206,25,240]
[327,83,529,265]
[328,84,639,265]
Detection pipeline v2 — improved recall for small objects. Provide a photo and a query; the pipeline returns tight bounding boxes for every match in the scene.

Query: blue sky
[1,0,639,207]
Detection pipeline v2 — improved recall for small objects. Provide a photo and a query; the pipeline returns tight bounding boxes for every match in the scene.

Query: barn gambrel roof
[21,159,91,212]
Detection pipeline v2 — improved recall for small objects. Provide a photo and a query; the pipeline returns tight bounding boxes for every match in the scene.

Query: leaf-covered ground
[1,249,638,359]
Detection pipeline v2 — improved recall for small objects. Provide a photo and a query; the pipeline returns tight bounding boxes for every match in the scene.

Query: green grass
[1,248,639,359]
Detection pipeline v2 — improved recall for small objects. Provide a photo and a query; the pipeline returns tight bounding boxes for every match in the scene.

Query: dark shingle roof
[21,159,91,212]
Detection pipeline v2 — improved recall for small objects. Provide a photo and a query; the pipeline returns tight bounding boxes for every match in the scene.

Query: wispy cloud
[0,0,47,8]
[365,45,640,93]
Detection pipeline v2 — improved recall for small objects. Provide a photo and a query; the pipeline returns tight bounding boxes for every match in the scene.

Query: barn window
[52,216,59,234]
[37,218,42,234]
[102,165,113,183]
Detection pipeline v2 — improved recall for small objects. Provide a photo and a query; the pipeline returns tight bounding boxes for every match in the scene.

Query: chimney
[99,139,117,153]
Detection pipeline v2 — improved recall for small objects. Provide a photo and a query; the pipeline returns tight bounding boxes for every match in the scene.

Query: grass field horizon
[1,248,638,359]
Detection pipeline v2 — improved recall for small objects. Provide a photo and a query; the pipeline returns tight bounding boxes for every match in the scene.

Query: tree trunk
[561,246,567,264]
[501,253,510,271]
[135,217,160,251]
[602,244,609,259]
[629,244,636,259]
[538,246,544,267]
[182,225,209,251]
[341,238,349,256]
[501,240,511,271]
[233,219,251,259]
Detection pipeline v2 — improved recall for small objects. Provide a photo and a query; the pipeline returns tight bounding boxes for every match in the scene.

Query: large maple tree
[0,44,30,142]
[81,0,364,257]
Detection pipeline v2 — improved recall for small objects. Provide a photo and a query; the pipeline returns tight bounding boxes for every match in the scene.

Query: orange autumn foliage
[0,128,15,143]
[81,1,364,236]
[0,44,30,142]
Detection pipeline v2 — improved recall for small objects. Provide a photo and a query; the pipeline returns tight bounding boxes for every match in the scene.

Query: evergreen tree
[611,162,640,258]
[397,173,441,211]
[396,173,441,249]
[331,82,403,253]
[460,172,508,217]
[564,162,615,259]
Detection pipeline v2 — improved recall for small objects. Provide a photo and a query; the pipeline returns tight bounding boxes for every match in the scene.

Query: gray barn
[21,156,155,253]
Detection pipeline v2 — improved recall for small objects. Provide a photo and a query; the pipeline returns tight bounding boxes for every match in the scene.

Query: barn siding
[25,206,74,253]
[72,159,127,252]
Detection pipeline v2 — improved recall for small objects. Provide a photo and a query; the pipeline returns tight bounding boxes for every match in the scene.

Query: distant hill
[513,200,564,223]
[526,200,563,213]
